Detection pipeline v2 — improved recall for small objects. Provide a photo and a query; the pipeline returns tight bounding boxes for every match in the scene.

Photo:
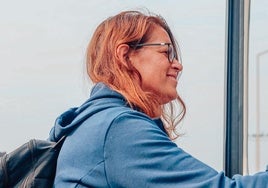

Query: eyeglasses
[129,43,177,63]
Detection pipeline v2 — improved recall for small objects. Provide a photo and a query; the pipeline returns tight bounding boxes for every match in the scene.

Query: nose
[171,59,183,79]
[171,58,183,71]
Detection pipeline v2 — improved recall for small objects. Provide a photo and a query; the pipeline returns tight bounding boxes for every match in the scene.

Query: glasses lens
[168,45,175,63]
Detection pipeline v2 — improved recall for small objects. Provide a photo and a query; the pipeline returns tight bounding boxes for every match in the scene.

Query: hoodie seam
[102,110,153,187]
[103,110,128,188]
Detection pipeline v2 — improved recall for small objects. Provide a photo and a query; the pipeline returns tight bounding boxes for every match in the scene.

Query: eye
[161,50,168,55]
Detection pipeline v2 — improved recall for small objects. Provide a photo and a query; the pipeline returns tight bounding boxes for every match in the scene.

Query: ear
[116,44,130,68]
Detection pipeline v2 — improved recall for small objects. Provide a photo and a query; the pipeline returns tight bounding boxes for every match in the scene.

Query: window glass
[248,0,268,174]
[0,0,225,171]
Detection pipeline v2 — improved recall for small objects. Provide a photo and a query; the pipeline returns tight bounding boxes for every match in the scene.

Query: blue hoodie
[49,82,268,187]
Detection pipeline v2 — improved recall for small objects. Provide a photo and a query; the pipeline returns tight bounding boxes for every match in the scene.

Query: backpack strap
[0,154,9,187]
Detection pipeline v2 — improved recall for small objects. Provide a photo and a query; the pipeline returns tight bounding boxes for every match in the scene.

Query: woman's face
[129,25,183,105]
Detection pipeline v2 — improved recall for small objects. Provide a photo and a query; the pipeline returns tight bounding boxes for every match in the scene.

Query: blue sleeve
[104,113,268,188]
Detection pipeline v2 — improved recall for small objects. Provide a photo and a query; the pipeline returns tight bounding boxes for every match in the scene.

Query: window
[248,0,268,174]
[0,1,225,172]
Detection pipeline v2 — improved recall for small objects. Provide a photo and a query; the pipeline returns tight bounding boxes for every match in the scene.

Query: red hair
[86,10,186,139]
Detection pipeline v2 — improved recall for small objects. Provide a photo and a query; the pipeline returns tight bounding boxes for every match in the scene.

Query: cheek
[131,54,168,92]
[140,69,165,91]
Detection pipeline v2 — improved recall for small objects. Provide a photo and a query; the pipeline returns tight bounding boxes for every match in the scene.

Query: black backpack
[0,136,65,188]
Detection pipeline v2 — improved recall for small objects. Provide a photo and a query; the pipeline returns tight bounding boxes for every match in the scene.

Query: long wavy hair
[86,10,186,139]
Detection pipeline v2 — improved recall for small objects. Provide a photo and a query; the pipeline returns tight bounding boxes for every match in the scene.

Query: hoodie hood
[49,82,126,142]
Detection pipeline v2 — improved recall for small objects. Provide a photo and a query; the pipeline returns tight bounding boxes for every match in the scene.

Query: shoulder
[109,110,166,136]
[104,110,172,154]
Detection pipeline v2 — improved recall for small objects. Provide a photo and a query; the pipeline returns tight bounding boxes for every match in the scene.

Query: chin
[160,94,178,104]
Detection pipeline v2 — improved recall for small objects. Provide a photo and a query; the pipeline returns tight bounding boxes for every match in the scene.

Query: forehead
[147,25,171,43]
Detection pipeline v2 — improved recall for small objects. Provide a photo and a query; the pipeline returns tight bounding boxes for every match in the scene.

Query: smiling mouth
[167,73,178,80]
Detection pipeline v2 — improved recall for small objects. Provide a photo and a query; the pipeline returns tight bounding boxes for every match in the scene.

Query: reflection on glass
[248,0,268,174]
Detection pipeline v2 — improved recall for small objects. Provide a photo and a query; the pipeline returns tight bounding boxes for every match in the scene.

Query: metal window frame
[224,0,251,177]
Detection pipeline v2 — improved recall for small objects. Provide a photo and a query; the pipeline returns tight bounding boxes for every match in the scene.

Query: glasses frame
[129,42,177,63]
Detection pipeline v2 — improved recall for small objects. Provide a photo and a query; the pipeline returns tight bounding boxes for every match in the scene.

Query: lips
[167,72,178,80]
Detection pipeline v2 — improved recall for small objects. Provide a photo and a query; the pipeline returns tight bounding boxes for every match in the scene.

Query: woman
[49,10,268,187]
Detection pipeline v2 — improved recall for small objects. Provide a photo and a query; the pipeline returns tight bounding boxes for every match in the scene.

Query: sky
[0,0,267,174]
